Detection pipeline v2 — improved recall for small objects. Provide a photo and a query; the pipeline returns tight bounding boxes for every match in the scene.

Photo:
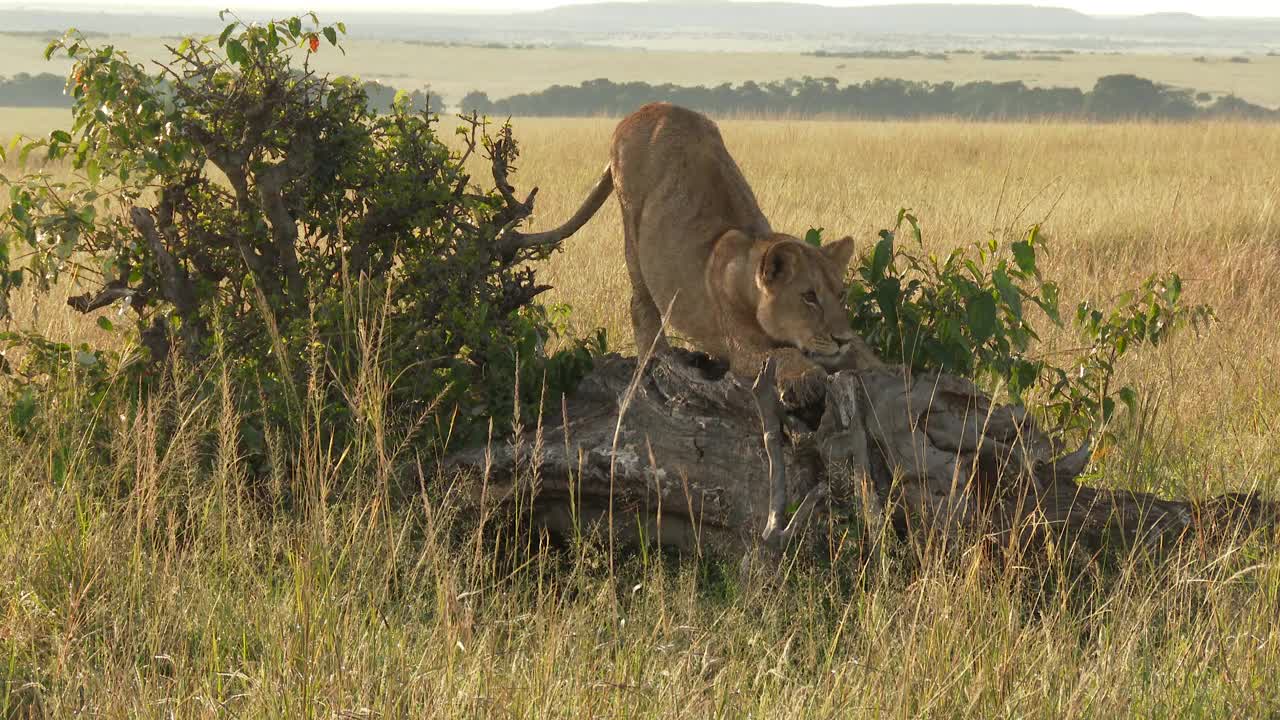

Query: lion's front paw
[778,364,828,408]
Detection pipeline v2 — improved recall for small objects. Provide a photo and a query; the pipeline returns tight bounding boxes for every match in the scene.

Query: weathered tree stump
[445,350,1278,561]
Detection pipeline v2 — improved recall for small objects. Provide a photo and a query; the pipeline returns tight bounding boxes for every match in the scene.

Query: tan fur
[558,103,882,400]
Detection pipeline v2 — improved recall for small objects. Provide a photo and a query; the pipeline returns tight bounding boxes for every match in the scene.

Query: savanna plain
[6,33,1280,108]
[3,112,1280,716]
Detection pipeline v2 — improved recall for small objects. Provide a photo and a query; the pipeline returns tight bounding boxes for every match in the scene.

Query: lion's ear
[822,236,856,270]
[758,243,800,289]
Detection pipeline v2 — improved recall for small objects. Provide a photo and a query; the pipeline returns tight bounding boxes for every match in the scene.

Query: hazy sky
[12,0,1278,18]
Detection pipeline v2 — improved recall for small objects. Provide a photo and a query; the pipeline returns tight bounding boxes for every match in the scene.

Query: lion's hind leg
[631,289,670,359]
[622,209,670,360]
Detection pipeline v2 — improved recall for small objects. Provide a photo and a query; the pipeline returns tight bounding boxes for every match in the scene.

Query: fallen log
[445,349,1278,561]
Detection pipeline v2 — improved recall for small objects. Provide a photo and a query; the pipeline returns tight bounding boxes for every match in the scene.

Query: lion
[539,102,882,402]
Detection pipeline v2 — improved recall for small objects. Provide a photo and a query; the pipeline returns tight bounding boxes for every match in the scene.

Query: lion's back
[607,103,774,351]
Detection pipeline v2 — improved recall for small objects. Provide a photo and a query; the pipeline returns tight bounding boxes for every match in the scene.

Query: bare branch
[67,284,139,313]
[752,356,787,549]
[779,483,829,545]
[130,206,196,319]
[1036,440,1092,484]
[256,130,315,315]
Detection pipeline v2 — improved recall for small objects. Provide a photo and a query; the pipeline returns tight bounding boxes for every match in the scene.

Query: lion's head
[755,234,858,369]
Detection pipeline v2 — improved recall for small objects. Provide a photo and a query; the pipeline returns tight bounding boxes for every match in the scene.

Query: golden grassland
[5,31,1280,108]
[518,118,1280,490]
[2,116,1280,716]
[0,108,68,142]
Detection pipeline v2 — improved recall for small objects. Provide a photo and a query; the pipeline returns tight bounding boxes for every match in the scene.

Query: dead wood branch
[752,356,787,548]
[446,351,1279,562]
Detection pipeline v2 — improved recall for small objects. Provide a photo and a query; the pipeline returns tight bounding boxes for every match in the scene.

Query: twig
[779,483,830,545]
[752,356,787,549]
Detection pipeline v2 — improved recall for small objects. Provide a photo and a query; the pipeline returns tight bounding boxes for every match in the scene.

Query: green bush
[845,210,1213,437]
[0,12,601,455]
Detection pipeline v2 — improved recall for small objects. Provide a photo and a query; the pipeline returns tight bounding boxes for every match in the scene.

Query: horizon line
[1,1,1278,22]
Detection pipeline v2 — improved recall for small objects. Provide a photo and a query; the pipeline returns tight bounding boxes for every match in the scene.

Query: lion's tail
[529,164,613,244]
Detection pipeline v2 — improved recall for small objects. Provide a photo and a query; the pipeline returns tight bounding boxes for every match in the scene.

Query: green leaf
[225,38,248,65]
[966,292,998,344]
[904,212,922,245]
[870,235,894,281]
[991,268,1022,321]
[1164,273,1182,304]
[803,227,822,247]
[288,17,303,38]
[55,230,79,260]
[323,26,338,46]
[1011,240,1036,276]
[177,37,191,55]
[336,22,347,34]
[219,22,238,47]
[874,277,901,329]
[1118,386,1138,417]
[1037,282,1061,325]
[10,387,37,430]
[96,316,114,331]
[1010,359,1040,396]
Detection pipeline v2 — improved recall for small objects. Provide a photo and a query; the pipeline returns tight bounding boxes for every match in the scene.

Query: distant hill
[1,2,1278,50]
[528,3,1102,35]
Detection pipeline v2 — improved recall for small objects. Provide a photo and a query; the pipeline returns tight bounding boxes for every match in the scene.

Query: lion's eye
[802,291,819,305]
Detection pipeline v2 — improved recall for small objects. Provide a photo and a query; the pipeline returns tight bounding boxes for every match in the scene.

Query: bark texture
[446,350,1278,560]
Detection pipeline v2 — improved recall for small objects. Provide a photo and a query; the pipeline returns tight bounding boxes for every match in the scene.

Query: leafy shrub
[0,13,601,452]
[844,210,1213,437]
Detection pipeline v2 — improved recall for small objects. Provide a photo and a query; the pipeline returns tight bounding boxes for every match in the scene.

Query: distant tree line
[8,70,1275,122]
[461,75,1278,121]
[806,48,1078,60]
[0,73,71,107]
[0,72,443,114]
[358,81,445,114]
[807,49,947,60]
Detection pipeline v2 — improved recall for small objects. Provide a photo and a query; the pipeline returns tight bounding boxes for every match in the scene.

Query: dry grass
[516,118,1280,494]
[0,109,68,143]
[3,116,1280,716]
